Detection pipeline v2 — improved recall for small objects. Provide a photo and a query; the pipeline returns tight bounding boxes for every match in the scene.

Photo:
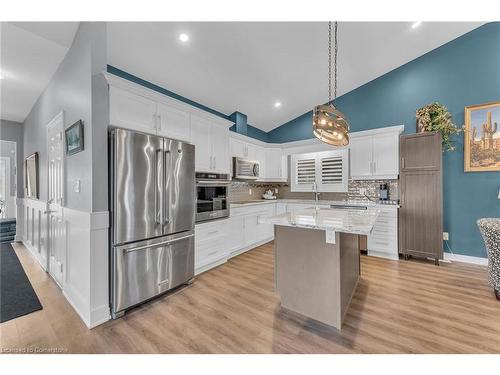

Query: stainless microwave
[232,157,259,180]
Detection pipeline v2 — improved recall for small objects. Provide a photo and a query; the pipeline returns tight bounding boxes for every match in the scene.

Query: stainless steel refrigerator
[109,128,195,318]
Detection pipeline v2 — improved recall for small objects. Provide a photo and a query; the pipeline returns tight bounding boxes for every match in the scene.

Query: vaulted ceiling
[0,22,79,122]
[1,22,484,128]
[108,22,484,131]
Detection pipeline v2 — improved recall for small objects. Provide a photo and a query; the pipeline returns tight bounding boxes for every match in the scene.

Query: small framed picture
[65,120,84,156]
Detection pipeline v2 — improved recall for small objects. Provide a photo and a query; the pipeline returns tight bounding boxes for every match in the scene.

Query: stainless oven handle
[196,180,232,185]
[123,234,194,254]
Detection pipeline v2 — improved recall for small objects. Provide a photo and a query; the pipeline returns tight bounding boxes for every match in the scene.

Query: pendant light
[312,21,350,146]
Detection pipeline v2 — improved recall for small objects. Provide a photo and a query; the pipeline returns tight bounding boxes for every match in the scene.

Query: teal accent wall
[268,22,500,257]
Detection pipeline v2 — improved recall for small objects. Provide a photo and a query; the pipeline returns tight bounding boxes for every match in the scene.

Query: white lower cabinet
[194,202,400,275]
[194,219,230,274]
[194,204,275,275]
[367,207,398,260]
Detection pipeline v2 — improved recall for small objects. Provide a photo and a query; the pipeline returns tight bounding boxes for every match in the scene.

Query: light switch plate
[74,179,81,193]
[249,188,252,195]
[443,232,449,241]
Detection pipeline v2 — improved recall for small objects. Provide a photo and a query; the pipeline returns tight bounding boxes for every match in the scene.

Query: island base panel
[274,225,359,330]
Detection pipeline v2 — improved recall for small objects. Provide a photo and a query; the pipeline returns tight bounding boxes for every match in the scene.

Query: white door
[190,115,212,172]
[211,125,229,174]
[372,133,399,177]
[349,136,373,179]
[109,86,158,134]
[157,103,191,142]
[47,113,66,288]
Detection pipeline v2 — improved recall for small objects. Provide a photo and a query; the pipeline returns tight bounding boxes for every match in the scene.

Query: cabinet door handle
[373,162,376,174]
[401,157,405,169]
[213,155,216,170]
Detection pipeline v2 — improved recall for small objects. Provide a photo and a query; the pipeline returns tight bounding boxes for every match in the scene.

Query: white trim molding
[18,198,110,329]
[443,252,488,266]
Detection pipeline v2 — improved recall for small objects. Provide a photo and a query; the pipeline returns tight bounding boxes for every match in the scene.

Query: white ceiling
[108,22,484,132]
[0,22,79,122]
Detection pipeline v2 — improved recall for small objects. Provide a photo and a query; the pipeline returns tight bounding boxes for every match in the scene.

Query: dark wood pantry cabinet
[399,132,443,264]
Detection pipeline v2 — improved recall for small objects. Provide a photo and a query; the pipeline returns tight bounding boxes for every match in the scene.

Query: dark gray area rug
[0,242,43,323]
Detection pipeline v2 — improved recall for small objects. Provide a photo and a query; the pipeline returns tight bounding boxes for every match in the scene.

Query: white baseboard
[443,252,488,266]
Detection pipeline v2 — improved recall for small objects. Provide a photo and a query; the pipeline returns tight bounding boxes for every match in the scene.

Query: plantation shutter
[296,158,316,185]
[320,156,344,185]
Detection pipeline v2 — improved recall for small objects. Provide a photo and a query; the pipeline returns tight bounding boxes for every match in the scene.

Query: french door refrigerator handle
[123,233,195,254]
[155,148,163,225]
[164,147,171,225]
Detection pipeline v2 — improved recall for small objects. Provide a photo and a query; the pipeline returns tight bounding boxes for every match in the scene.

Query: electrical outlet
[359,188,367,195]
[249,188,252,195]
[443,232,449,241]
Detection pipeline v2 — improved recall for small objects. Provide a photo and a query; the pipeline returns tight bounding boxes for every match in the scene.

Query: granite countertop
[259,207,380,236]
[230,198,399,209]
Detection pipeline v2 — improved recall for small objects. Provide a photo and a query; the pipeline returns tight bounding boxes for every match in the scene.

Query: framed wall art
[464,101,500,172]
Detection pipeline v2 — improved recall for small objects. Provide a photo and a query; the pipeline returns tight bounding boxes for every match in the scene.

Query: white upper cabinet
[109,86,157,133]
[230,138,248,158]
[290,149,348,192]
[371,133,399,177]
[211,124,230,174]
[263,148,286,182]
[157,103,191,142]
[191,114,230,174]
[349,127,402,180]
[349,136,373,179]
[190,115,212,172]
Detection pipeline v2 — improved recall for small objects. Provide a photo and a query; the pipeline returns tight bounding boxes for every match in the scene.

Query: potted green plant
[416,102,462,151]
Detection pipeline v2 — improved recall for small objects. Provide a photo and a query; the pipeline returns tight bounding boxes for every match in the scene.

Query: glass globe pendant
[313,22,350,146]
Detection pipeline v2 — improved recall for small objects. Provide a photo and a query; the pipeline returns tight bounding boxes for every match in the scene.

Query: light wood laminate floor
[1,242,500,353]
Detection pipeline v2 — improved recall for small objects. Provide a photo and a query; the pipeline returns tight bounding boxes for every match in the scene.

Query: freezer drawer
[111,231,194,316]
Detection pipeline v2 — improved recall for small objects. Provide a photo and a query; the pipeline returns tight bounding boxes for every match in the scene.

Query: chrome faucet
[312,182,321,204]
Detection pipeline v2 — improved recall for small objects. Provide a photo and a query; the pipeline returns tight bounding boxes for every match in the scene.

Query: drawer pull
[207,250,218,256]
[207,230,218,235]
[158,279,169,285]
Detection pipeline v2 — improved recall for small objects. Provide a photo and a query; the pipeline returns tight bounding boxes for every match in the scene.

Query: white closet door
[47,113,66,288]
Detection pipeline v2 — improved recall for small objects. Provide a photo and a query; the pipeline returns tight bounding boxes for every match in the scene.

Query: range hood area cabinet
[290,149,349,193]
[349,127,403,180]
[229,137,287,181]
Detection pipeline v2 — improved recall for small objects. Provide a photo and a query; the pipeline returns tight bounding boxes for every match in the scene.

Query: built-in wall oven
[196,172,231,223]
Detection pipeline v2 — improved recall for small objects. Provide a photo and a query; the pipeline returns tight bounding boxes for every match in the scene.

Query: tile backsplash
[228,179,398,203]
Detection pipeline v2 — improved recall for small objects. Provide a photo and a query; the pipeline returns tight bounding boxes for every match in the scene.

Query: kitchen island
[261,207,379,329]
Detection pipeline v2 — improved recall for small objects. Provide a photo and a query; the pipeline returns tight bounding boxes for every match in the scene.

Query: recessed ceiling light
[179,33,189,42]
[411,22,422,29]
[274,101,282,108]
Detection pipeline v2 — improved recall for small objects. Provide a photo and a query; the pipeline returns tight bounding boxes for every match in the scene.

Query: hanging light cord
[328,22,332,104]
[328,21,338,105]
